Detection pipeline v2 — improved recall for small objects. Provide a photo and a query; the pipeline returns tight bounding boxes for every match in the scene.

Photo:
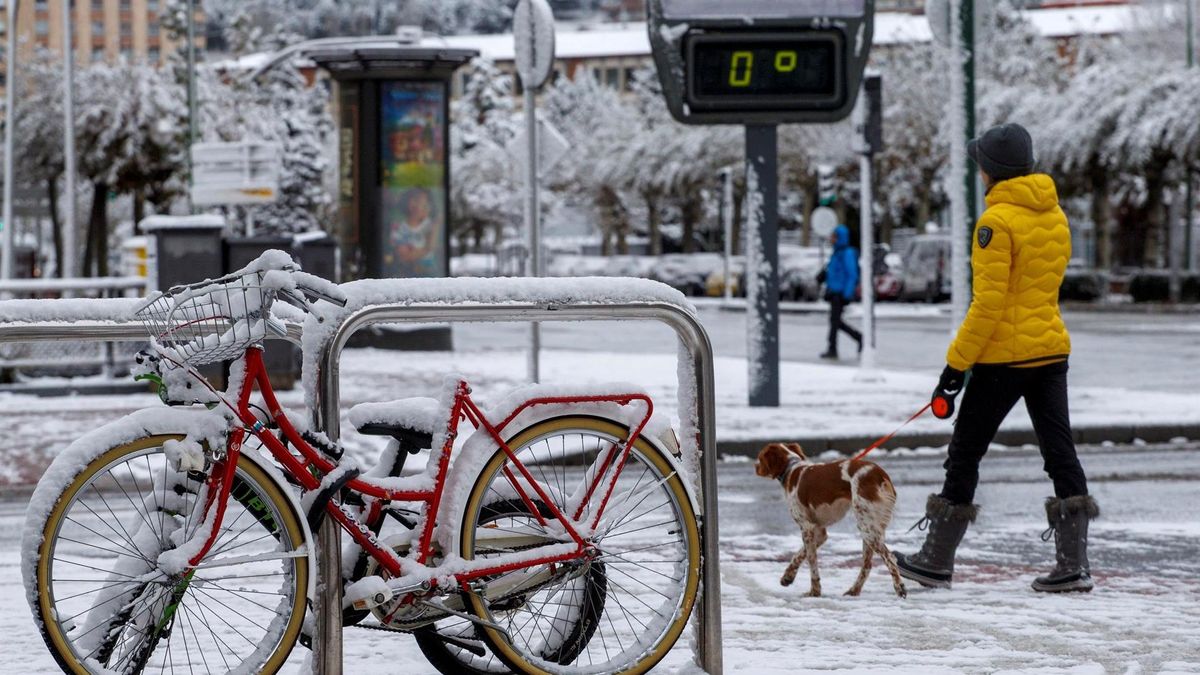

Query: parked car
[873,245,904,301]
[705,257,745,297]
[898,234,951,303]
[650,253,724,296]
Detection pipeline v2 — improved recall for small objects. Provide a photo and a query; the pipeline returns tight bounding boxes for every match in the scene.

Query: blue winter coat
[824,224,859,301]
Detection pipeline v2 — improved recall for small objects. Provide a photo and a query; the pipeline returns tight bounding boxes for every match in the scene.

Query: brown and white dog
[755,442,907,598]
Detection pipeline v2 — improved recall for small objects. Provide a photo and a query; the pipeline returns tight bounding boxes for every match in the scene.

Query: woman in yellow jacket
[895,123,1098,594]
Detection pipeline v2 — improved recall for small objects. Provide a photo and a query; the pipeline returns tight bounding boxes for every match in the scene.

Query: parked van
[898,234,951,303]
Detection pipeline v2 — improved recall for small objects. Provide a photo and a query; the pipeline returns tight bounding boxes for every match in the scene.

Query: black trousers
[941,360,1089,504]
[826,295,862,353]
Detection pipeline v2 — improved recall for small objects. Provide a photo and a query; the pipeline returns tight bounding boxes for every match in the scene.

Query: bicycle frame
[182,345,654,603]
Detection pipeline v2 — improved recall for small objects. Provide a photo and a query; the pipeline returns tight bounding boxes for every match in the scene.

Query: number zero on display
[686,32,844,110]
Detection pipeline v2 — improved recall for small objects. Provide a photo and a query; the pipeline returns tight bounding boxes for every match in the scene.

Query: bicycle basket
[136,269,276,367]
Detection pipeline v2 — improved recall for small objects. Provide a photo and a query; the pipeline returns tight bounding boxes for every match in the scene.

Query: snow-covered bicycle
[23,252,700,674]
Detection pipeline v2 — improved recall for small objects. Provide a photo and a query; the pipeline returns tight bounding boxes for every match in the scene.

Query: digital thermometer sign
[686,33,843,111]
[647,0,873,125]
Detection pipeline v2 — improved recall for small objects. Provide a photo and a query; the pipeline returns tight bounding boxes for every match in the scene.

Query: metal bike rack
[313,300,723,675]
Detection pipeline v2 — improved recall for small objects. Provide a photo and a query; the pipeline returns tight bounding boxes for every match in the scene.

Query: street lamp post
[62,0,77,278]
[2,0,20,280]
[185,0,197,213]
[1187,0,1195,272]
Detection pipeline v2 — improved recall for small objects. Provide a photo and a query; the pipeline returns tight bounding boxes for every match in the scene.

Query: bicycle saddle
[349,397,441,453]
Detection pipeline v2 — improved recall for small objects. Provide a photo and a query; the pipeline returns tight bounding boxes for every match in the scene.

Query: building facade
[0,0,203,72]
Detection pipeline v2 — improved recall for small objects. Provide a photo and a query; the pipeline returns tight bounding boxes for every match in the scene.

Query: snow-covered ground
[3,344,1197,488]
[3,445,1199,673]
[1,311,1197,672]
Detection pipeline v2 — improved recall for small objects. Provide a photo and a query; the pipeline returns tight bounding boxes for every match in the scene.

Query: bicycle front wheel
[29,434,310,674]
[459,416,700,675]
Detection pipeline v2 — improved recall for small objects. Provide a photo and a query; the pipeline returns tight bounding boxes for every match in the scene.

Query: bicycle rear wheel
[28,434,309,674]
[459,416,700,675]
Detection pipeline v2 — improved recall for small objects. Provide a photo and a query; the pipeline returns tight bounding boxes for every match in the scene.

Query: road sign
[927,0,993,47]
[513,0,556,90]
[508,117,571,177]
[811,206,838,238]
[191,141,282,207]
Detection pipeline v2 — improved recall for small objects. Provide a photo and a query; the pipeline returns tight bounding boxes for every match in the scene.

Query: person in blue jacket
[818,224,863,359]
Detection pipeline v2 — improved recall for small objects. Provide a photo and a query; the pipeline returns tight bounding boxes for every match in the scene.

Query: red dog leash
[851,401,936,461]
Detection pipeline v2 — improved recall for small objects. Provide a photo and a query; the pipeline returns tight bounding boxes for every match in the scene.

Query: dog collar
[777,456,805,485]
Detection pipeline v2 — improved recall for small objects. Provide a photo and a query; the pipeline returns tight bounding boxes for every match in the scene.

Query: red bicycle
[24,256,700,675]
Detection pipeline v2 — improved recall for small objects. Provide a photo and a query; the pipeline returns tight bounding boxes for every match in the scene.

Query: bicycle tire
[458,416,700,675]
[29,434,310,674]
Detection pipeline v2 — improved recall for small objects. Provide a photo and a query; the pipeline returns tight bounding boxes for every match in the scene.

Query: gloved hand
[816,268,828,285]
[931,365,966,419]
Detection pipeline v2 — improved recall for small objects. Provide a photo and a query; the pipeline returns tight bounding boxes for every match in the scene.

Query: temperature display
[686,32,843,110]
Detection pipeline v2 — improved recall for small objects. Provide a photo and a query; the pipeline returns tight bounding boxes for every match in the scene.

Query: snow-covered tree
[450,59,521,251]
[13,54,69,276]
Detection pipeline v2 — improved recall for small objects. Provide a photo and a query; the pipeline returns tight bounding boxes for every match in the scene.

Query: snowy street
[453,306,1200,393]
[3,443,1198,673]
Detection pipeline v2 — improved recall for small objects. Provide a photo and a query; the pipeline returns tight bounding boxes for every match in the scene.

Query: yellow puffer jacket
[946,173,1071,371]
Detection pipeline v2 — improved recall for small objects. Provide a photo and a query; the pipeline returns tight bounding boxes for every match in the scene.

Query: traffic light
[817,164,836,207]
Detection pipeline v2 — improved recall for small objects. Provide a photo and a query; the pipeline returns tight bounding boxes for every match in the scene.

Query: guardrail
[312,299,724,675]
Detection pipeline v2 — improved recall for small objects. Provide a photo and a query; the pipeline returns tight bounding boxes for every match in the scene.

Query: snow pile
[0,298,144,325]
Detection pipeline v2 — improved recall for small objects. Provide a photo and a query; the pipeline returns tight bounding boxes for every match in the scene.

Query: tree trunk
[1089,169,1111,270]
[84,181,108,277]
[644,190,662,256]
[680,194,701,254]
[132,189,146,235]
[1142,170,1166,269]
[46,178,64,278]
[732,189,744,255]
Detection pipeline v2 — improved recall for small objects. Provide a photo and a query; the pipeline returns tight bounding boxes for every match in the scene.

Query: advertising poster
[379,81,447,278]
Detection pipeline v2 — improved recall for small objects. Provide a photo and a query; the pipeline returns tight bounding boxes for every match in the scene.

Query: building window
[147,47,159,61]
[605,67,620,88]
[146,0,158,8]
[92,0,104,10]
[120,21,131,37]
[148,22,158,37]
[92,46,104,60]
[92,20,103,34]
[119,0,130,9]
[35,19,49,35]
[120,47,131,59]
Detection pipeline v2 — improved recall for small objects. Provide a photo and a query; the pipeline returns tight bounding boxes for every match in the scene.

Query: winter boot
[819,347,839,360]
[1032,495,1098,593]
[895,494,979,589]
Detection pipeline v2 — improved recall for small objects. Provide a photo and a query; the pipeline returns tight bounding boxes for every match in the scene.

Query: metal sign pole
[525,84,541,383]
[859,150,876,371]
[745,125,780,407]
[514,0,555,384]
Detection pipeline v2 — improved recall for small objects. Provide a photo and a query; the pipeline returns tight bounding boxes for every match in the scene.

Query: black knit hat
[968,123,1035,181]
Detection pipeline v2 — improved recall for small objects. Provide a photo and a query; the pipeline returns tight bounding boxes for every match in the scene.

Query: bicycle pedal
[345,576,394,612]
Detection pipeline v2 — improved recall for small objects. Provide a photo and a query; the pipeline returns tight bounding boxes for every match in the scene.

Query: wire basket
[136,269,277,368]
